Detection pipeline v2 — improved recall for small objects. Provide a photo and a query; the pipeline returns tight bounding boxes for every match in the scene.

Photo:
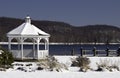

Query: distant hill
[0,17,120,43]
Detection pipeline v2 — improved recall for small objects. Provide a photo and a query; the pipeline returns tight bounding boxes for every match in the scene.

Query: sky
[0,0,120,26]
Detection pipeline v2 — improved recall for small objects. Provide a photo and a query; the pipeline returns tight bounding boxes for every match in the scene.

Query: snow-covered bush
[96,59,110,71]
[96,59,120,72]
[37,56,68,72]
[71,56,91,72]
[110,61,120,71]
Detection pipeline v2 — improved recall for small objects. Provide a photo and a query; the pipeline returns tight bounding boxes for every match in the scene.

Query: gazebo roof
[7,16,50,37]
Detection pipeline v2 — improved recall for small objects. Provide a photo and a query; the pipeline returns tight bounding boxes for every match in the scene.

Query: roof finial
[25,15,31,23]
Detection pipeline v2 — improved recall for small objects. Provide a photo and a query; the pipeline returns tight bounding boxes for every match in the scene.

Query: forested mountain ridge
[0,17,120,43]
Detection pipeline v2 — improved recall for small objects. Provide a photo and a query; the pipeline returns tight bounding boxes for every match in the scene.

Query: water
[49,44,120,55]
[1,44,120,55]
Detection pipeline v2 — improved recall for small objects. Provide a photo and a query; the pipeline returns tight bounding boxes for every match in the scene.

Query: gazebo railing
[37,50,48,59]
[11,50,21,58]
[11,49,48,59]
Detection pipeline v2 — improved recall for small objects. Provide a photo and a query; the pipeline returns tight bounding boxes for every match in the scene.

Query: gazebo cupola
[7,16,50,60]
[25,16,31,23]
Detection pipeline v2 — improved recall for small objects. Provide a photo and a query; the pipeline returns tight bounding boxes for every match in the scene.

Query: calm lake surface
[1,44,120,55]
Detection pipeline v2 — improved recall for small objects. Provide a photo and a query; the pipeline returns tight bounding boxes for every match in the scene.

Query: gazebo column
[47,38,49,51]
[46,38,49,55]
[45,42,47,50]
[8,37,12,52]
[20,37,24,60]
[33,40,35,59]
[37,38,40,59]
[44,38,49,50]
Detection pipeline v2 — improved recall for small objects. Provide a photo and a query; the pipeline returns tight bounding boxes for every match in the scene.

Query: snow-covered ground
[0,56,120,78]
[0,71,120,78]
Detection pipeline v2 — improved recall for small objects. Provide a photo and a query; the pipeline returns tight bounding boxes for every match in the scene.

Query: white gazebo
[7,16,50,60]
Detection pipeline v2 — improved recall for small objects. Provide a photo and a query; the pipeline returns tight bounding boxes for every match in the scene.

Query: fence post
[80,47,83,56]
[106,47,109,56]
[93,47,97,56]
[71,48,75,56]
[117,47,120,56]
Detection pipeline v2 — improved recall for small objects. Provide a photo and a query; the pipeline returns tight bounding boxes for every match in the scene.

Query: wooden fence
[71,47,120,57]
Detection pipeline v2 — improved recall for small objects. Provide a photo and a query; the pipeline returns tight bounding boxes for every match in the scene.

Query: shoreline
[0,42,120,45]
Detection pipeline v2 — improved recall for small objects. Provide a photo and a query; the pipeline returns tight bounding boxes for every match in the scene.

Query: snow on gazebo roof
[7,16,50,37]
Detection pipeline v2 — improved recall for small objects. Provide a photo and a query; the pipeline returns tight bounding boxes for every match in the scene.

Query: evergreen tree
[0,47,14,68]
